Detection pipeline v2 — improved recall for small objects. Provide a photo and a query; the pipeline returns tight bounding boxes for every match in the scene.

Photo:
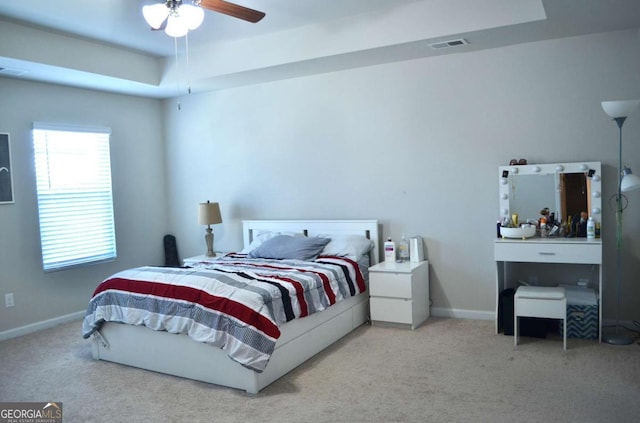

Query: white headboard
[242,220,381,265]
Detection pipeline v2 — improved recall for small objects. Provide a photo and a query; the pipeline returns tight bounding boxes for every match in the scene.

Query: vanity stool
[514,286,567,350]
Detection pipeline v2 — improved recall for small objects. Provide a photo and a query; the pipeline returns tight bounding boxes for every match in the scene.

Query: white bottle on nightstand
[384,238,396,262]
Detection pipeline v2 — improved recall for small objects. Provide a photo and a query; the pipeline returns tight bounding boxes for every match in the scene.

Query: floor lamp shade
[621,167,640,193]
[198,201,222,257]
[601,100,640,118]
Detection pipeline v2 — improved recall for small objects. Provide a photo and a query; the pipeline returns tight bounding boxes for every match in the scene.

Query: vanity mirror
[498,161,602,225]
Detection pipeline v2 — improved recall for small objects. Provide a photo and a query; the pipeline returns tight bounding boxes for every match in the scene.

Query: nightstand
[368,261,429,329]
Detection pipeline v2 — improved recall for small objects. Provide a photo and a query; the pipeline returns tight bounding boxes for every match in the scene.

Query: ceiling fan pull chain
[175,36,181,111]
[186,33,192,95]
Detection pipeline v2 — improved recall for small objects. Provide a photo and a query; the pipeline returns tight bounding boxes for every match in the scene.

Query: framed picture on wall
[0,133,15,204]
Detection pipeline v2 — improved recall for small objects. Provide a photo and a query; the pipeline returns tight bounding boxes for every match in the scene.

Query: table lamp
[198,201,222,257]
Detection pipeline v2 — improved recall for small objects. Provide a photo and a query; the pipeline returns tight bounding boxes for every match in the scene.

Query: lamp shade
[180,4,205,30]
[601,100,640,118]
[142,3,169,29]
[198,202,222,225]
[165,13,190,37]
[621,167,640,192]
[143,2,204,37]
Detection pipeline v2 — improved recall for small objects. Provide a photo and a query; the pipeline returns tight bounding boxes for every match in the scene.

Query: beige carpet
[1,317,639,423]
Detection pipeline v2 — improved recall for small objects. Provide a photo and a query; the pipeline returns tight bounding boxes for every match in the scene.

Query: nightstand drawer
[369,272,412,298]
[370,297,413,324]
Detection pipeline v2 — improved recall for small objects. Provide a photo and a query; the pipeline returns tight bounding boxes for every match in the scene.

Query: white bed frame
[90,219,380,394]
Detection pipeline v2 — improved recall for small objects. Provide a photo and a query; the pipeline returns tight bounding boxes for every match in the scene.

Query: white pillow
[241,230,304,253]
[317,234,374,260]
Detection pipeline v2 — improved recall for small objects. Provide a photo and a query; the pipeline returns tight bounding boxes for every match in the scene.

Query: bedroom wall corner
[0,78,168,335]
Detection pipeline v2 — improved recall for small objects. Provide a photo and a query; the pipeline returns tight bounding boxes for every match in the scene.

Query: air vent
[429,38,468,50]
[0,67,28,76]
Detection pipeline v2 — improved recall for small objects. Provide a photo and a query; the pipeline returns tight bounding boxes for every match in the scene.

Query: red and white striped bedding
[82,254,366,372]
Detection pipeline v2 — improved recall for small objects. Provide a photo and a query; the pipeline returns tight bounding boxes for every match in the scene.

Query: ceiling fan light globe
[181,4,205,30]
[165,14,189,37]
[142,3,169,29]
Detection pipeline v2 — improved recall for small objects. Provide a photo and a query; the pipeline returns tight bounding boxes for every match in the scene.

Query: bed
[83,219,379,394]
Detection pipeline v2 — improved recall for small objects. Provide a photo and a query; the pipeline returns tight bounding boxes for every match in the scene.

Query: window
[33,123,116,272]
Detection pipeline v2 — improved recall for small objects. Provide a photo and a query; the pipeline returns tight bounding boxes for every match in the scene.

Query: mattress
[82,255,367,372]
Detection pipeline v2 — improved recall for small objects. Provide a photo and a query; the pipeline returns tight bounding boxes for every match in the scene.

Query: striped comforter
[82,254,366,372]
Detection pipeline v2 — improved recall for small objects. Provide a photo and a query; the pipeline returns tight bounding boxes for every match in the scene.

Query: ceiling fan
[143,0,266,37]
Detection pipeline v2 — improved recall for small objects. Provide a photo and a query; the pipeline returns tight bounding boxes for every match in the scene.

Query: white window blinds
[33,122,116,272]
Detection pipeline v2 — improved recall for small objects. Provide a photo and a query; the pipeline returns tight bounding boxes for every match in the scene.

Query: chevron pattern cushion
[560,304,598,339]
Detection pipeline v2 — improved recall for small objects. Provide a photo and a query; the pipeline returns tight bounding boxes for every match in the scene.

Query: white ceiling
[0,0,425,57]
[1,0,639,98]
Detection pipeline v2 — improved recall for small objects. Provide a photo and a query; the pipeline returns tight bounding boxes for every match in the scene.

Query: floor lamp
[601,99,640,345]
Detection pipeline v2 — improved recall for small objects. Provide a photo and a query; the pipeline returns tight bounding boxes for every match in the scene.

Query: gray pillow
[248,235,331,261]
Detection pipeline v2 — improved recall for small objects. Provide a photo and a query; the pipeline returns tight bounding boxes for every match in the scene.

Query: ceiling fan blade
[199,0,265,23]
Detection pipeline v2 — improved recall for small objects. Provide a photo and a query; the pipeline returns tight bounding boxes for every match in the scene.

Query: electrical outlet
[5,293,15,308]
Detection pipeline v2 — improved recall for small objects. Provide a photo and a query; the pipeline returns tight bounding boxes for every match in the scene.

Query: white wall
[165,29,640,321]
[0,78,166,334]
[1,28,639,336]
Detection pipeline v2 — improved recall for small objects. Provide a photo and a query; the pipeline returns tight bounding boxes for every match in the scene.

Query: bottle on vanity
[587,217,595,240]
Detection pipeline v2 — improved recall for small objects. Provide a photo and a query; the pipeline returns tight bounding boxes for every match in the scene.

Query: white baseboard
[0,310,85,342]
[431,307,494,321]
[1,309,629,342]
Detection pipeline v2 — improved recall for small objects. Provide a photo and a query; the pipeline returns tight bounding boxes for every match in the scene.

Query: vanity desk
[494,238,602,341]
[495,161,603,342]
